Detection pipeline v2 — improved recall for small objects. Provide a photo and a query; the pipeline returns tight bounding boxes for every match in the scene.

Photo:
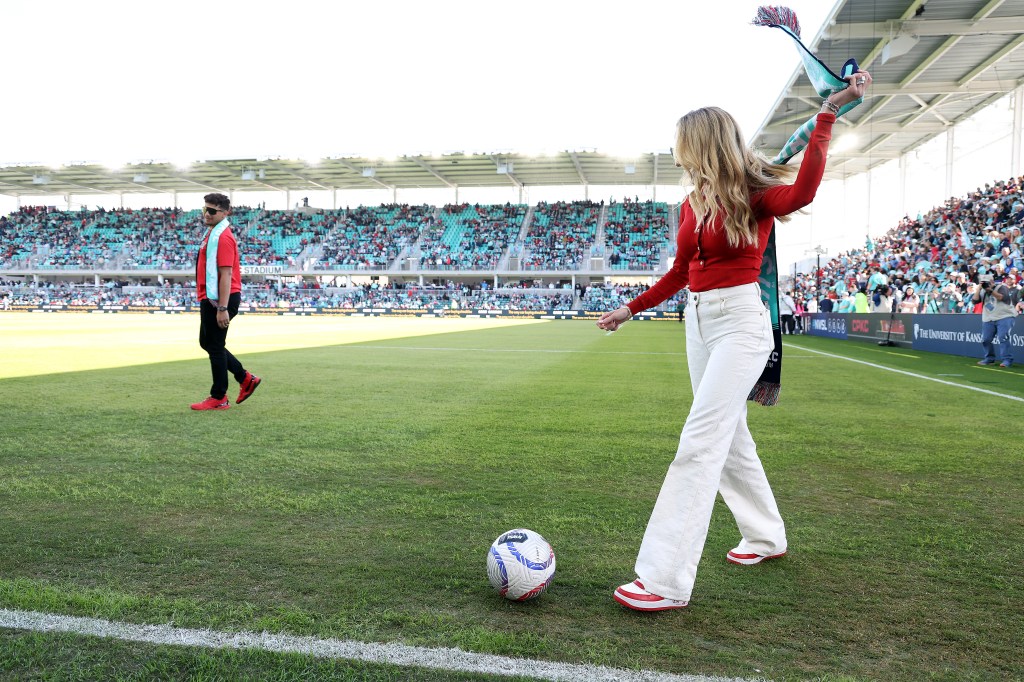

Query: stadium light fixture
[881,32,919,65]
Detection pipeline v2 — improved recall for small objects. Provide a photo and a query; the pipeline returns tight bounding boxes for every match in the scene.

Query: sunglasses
[203,206,225,215]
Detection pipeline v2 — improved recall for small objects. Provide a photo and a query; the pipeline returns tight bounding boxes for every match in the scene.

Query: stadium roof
[754,0,1024,180]
[0,151,685,198]
[4,0,1024,197]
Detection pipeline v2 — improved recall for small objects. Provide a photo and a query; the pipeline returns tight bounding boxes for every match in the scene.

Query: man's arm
[217,265,232,327]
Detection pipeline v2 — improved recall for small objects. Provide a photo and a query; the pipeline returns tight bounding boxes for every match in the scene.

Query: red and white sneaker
[190,395,230,411]
[613,580,688,611]
[726,548,787,565]
[236,372,262,404]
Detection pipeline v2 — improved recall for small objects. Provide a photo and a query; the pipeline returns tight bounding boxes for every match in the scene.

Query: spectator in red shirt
[599,71,871,612]
[191,193,261,411]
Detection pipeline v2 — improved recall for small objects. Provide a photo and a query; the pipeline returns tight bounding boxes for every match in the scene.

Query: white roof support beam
[568,152,589,185]
[261,160,331,191]
[75,167,175,195]
[160,169,228,194]
[490,155,523,190]
[824,15,1024,41]
[786,81,1016,98]
[205,162,289,193]
[4,168,117,195]
[332,159,395,191]
[765,121,948,135]
[410,158,456,189]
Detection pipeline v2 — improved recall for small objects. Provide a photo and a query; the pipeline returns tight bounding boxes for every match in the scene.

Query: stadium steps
[297,242,323,271]
[591,205,608,260]
[405,225,436,269]
[500,207,533,270]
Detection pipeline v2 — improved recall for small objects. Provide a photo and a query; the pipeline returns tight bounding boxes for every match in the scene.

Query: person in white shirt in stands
[899,286,920,314]
[779,290,797,334]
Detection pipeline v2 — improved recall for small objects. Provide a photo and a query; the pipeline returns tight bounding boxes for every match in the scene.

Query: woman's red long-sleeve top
[627,112,835,315]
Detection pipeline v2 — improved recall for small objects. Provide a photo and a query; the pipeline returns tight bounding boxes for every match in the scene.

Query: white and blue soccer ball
[486,528,556,601]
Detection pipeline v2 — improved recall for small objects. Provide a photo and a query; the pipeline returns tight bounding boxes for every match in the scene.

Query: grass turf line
[0,316,1021,681]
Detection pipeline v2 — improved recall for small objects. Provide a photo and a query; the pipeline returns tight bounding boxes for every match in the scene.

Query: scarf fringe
[752,6,801,37]
[748,381,781,407]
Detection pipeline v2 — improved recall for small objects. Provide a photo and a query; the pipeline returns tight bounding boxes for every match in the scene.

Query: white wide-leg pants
[635,282,787,602]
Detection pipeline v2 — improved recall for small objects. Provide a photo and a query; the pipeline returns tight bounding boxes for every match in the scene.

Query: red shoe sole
[613,591,688,611]
[727,551,787,565]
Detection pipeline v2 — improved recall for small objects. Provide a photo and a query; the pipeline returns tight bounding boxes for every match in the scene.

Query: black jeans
[198,292,246,399]
[780,314,795,334]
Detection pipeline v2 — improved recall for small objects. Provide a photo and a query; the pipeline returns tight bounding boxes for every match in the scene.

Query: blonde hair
[674,107,797,248]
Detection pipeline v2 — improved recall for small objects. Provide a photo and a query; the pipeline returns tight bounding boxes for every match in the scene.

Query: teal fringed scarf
[204,218,231,302]
[747,5,864,406]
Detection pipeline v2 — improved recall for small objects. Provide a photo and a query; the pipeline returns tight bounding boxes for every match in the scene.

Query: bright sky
[1,0,837,165]
[17,0,1012,271]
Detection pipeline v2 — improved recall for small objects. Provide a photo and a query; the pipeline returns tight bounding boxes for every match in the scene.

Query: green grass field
[1,313,1022,681]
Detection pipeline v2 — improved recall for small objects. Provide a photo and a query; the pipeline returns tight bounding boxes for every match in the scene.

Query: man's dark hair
[204,193,231,211]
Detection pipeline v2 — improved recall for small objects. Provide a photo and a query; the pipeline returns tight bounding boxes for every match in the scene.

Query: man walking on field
[191,193,261,410]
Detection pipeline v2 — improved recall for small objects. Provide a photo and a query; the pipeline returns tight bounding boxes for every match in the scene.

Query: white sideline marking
[784,343,1024,403]
[0,609,748,682]
[348,345,684,356]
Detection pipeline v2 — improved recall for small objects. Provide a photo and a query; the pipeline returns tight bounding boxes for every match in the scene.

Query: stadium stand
[6,179,1024,316]
[792,175,1024,313]
[603,199,670,270]
[417,203,525,270]
[235,208,326,267]
[521,200,600,271]
[318,204,434,270]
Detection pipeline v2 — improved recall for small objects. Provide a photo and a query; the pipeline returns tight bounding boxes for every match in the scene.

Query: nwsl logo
[498,531,529,545]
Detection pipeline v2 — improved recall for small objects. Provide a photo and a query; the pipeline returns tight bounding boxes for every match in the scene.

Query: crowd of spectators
[521,200,599,270]
[417,204,525,270]
[579,282,686,313]
[604,198,671,270]
[8,177,1024,316]
[1,276,679,313]
[0,206,110,269]
[113,207,204,270]
[319,204,433,270]
[792,175,1024,315]
[240,208,328,266]
[1,200,676,274]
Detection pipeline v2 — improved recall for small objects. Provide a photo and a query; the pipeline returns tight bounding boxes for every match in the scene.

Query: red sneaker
[191,396,230,411]
[236,372,262,404]
[613,580,688,611]
[726,549,787,565]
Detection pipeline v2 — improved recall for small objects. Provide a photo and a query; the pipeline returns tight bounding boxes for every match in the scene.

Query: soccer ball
[486,528,556,601]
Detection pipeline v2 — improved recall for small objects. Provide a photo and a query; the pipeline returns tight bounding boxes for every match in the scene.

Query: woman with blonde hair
[598,70,871,611]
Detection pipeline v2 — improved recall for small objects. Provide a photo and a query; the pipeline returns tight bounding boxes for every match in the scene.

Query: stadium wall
[804,312,1024,363]
[0,304,673,322]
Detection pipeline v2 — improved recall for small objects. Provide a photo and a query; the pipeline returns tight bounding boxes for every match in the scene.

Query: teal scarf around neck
[748,6,864,406]
[204,218,231,302]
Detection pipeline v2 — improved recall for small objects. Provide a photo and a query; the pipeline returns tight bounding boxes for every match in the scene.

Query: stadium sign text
[241,265,284,275]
